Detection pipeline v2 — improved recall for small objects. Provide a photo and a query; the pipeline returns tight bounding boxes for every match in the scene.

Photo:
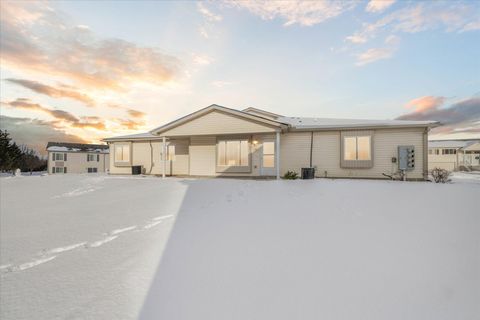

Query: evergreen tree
[0,130,47,173]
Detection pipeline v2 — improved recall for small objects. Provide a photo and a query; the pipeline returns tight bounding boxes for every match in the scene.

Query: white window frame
[54,167,65,174]
[216,138,251,173]
[344,136,371,161]
[340,131,374,169]
[114,143,131,166]
[54,153,65,161]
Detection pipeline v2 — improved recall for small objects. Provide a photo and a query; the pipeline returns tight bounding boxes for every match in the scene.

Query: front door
[261,140,276,176]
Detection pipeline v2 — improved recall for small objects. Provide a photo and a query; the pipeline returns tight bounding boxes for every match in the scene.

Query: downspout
[423,127,429,180]
[148,140,153,174]
[309,131,314,168]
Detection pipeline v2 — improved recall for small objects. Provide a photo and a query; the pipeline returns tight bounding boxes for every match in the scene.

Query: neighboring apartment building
[47,142,110,174]
[104,104,438,180]
[428,140,480,171]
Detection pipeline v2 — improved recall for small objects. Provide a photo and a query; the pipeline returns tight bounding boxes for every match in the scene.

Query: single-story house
[428,140,480,171]
[104,104,438,180]
[47,142,109,174]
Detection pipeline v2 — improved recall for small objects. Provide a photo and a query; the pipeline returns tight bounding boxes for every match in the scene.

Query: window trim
[340,131,374,169]
[114,142,132,166]
[52,153,66,161]
[53,167,65,174]
[216,136,252,173]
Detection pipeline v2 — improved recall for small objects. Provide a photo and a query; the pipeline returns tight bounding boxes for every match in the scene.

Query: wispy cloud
[197,2,223,22]
[212,80,235,88]
[196,2,223,39]
[355,35,399,66]
[0,1,182,91]
[126,109,146,118]
[227,0,356,26]
[397,96,480,136]
[5,78,96,106]
[2,98,105,130]
[347,3,480,44]
[114,118,146,130]
[192,54,213,66]
[365,0,395,13]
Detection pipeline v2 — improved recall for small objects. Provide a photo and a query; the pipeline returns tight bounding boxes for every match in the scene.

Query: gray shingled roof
[46,142,109,152]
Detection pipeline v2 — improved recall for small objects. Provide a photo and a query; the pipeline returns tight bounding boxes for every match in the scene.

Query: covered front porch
[159,132,281,179]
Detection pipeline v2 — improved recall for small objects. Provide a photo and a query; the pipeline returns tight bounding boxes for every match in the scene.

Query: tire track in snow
[1,214,175,275]
[46,242,87,254]
[111,225,137,235]
[153,214,174,221]
[144,220,163,229]
[13,256,57,272]
[88,235,118,248]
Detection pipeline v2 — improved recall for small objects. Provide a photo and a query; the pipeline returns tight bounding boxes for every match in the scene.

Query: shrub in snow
[283,170,299,180]
[431,167,451,183]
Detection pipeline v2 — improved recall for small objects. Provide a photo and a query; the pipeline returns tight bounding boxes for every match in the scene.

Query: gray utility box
[398,146,415,171]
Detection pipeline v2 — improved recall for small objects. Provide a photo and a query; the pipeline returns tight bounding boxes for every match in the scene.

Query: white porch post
[162,136,166,178]
[275,131,280,179]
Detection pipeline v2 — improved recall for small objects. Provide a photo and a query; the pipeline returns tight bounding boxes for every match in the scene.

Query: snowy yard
[1,174,479,319]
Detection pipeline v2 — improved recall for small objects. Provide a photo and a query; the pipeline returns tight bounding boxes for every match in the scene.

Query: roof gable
[151,104,287,136]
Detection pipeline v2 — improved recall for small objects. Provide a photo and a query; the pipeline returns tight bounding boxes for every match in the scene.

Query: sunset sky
[1,0,479,154]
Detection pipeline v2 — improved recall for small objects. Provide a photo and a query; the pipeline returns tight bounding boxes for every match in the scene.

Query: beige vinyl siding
[48,151,109,174]
[280,128,425,179]
[189,136,216,176]
[279,132,311,175]
[170,140,189,175]
[162,110,277,137]
[428,153,458,171]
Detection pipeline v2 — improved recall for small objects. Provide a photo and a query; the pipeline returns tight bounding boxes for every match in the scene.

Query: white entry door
[261,140,276,176]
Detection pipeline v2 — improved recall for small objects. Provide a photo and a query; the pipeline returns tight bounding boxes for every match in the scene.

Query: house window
[87,168,98,173]
[217,139,249,167]
[442,149,456,155]
[52,153,66,161]
[262,141,275,168]
[114,145,130,162]
[87,154,100,161]
[344,136,371,161]
[435,149,440,155]
[428,149,433,155]
[53,167,65,174]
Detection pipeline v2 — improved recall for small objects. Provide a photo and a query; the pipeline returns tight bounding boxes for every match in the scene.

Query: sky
[1,0,479,154]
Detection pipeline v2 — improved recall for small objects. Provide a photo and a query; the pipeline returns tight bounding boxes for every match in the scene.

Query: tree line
[0,130,47,173]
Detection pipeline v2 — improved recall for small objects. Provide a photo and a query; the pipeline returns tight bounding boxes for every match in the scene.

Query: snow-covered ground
[1,174,479,319]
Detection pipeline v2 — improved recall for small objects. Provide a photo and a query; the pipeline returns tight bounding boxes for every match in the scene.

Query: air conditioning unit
[131,165,143,175]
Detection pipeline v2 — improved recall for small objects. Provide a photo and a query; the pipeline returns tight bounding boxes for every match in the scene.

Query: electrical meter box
[398,146,415,171]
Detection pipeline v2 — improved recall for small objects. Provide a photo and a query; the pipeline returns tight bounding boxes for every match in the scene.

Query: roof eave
[289,122,439,131]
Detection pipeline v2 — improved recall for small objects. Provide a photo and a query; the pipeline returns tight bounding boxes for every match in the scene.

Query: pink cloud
[404,96,446,112]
